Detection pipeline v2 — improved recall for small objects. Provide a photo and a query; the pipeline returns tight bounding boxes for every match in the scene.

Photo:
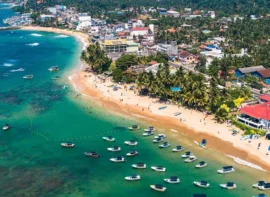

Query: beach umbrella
[249,134,253,139]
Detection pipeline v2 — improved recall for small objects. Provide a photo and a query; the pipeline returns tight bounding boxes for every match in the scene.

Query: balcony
[237,116,265,129]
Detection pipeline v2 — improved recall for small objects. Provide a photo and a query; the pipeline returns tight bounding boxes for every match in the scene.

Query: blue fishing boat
[200,139,207,147]
[159,106,167,110]
[252,194,267,197]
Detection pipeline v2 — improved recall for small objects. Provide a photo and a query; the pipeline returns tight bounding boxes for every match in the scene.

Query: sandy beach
[69,71,270,172]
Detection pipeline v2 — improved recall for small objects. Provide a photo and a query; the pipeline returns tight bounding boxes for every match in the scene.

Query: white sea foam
[226,154,266,171]
[55,34,69,38]
[30,33,43,37]
[26,43,39,47]
[62,84,68,90]
[3,63,13,67]
[10,68,25,72]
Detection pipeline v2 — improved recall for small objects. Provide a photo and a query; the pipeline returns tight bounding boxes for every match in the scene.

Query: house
[40,14,55,22]
[126,41,139,53]
[47,7,57,15]
[235,66,266,77]
[158,8,167,15]
[166,10,180,18]
[253,69,270,85]
[178,50,196,64]
[259,94,270,103]
[156,41,178,55]
[130,27,149,37]
[145,61,160,74]
[237,102,270,129]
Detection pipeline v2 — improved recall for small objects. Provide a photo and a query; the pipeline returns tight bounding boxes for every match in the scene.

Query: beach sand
[70,71,270,172]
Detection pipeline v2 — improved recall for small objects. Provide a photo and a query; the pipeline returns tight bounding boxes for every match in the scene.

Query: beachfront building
[101,39,127,53]
[237,103,270,129]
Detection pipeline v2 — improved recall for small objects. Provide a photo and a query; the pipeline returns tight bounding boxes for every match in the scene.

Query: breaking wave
[30,33,43,37]
[26,43,39,47]
[10,68,25,72]
[55,34,69,38]
[3,63,13,67]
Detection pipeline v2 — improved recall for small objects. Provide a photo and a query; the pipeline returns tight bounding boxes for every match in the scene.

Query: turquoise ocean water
[0,3,18,27]
[0,4,269,197]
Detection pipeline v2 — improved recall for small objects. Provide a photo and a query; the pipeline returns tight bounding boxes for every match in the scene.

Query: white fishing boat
[102,136,115,142]
[125,174,141,181]
[107,146,121,152]
[164,176,180,184]
[124,140,138,146]
[23,74,33,79]
[144,126,155,132]
[132,163,146,169]
[143,131,154,136]
[181,151,193,158]
[110,156,125,162]
[185,155,197,163]
[195,161,207,168]
[153,137,164,143]
[126,151,138,156]
[2,124,10,131]
[253,181,266,188]
[220,182,237,189]
[259,183,270,190]
[172,145,184,152]
[48,66,59,71]
[61,142,75,148]
[159,142,171,148]
[217,166,235,174]
[154,134,166,139]
[193,181,210,188]
[84,152,100,158]
[150,184,166,192]
[151,166,166,172]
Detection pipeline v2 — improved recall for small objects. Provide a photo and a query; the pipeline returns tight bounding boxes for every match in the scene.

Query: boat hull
[150,185,166,192]
[164,179,180,184]
[193,182,210,188]
[220,184,236,189]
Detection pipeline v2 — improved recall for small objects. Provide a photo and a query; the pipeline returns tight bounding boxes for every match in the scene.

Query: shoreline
[70,71,270,172]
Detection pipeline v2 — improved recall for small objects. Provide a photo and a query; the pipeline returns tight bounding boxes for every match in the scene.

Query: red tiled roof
[149,61,158,65]
[179,50,192,58]
[257,69,270,78]
[259,94,270,102]
[131,27,149,31]
[240,102,270,120]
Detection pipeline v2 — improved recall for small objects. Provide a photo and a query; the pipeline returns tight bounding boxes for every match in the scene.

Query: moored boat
[151,166,166,172]
[193,181,210,188]
[164,176,180,184]
[181,151,193,158]
[259,183,270,190]
[172,145,184,152]
[253,194,268,197]
[217,166,235,174]
[195,161,207,168]
[143,131,154,136]
[220,182,237,189]
[154,134,166,139]
[253,181,266,188]
[128,125,140,130]
[144,126,155,132]
[110,156,125,162]
[85,152,100,158]
[132,163,147,169]
[159,142,171,148]
[103,136,115,142]
[125,174,141,181]
[23,74,33,79]
[153,137,164,143]
[126,150,138,156]
[107,146,121,152]
[200,139,207,147]
[2,124,10,131]
[150,184,166,192]
[48,66,59,71]
[61,142,75,148]
[124,140,138,146]
[184,155,197,163]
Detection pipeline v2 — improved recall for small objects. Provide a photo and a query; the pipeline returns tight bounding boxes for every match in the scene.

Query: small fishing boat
[132,163,146,169]
[159,106,167,110]
[48,66,59,71]
[23,74,33,79]
[174,112,181,116]
[124,140,138,146]
[153,137,164,143]
[195,161,207,168]
[193,181,210,188]
[181,151,193,158]
[103,136,115,142]
[253,181,266,188]
[61,142,75,148]
[143,131,154,136]
[159,142,171,148]
[110,156,125,162]
[253,194,268,197]
[185,155,197,163]
[107,146,121,152]
[125,174,141,181]
[2,124,10,131]
[200,139,207,147]
[144,126,155,132]
[217,166,235,174]
[172,145,184,152]
[259,183,270,190]
[240,135,249,140]
[164,176,180,184]
[155,134,166,139]
[151,166,166,172]
[220,182,237,189]
[128,125,140,130]
[150,184,166,192]
[126,150,138,157]
[85,152,100,158]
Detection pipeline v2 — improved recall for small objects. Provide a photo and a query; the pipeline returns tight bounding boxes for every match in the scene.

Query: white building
[47,7,57,15]
[166,10,180,18]
[130,27,149,37]
[208,11,215,19]
[77,15,91,31]
[79,16,91,22]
